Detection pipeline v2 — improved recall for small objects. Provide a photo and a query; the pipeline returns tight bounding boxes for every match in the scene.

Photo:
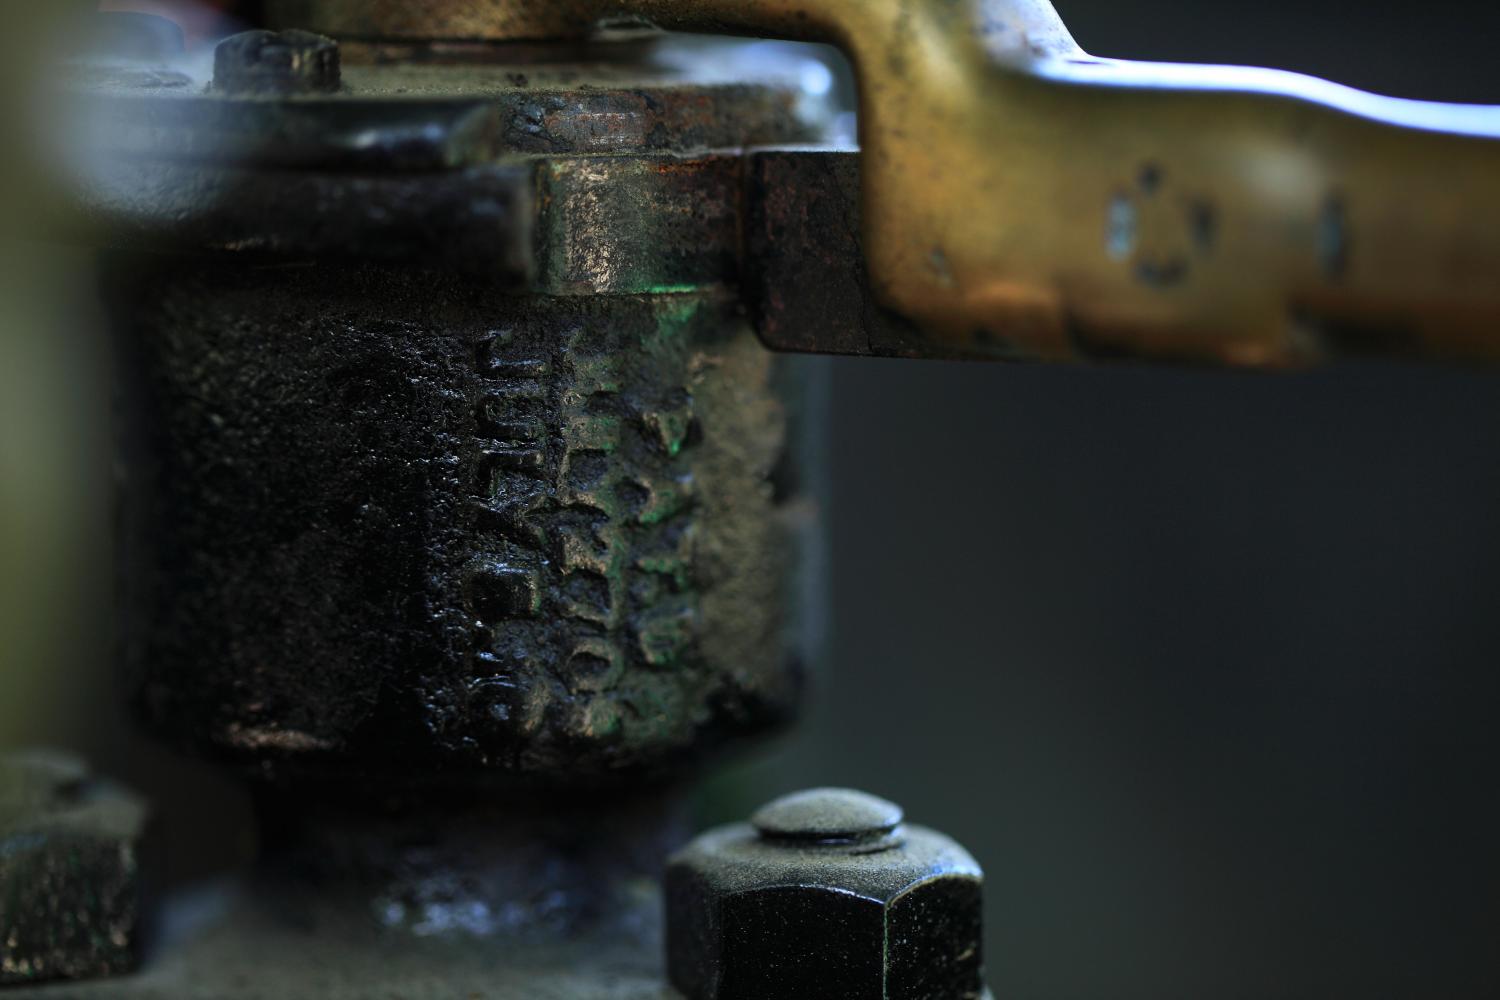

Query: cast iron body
[12,25,833,1000]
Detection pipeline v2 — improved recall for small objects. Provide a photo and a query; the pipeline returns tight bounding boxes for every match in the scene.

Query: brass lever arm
[277,0,1500,365]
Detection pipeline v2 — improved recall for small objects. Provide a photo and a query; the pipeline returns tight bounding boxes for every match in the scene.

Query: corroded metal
[667,788,985,1000]
[273,0,1500,366]
[0,752,150,986]
[114,265,804,781]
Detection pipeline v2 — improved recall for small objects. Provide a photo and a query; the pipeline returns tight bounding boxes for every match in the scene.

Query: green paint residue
[641,296,702,353]
[566,414,621,453]
[638,486,689,525]
[638,554,691,592]
[644,408,693,458]
[639,611,694,668]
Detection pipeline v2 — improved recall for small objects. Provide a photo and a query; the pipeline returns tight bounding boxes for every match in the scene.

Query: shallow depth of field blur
[6,2,1500,997]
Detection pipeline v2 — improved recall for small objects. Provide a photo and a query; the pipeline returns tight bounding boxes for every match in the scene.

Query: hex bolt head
[666,788,985,1000]
[213,29,341,94]
[0,751,151,985]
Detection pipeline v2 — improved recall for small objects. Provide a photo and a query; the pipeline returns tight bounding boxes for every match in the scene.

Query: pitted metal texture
[113,263,809,782]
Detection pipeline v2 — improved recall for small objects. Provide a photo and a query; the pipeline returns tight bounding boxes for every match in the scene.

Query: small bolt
[213,29,340,95]
[667,787,985,1000]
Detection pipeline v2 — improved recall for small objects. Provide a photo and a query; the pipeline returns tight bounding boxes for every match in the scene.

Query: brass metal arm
[273,0,1500,365]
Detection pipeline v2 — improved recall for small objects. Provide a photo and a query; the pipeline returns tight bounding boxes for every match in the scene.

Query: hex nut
[213,29,341,94]
[667,788,985,1000]
[0,751,151,985]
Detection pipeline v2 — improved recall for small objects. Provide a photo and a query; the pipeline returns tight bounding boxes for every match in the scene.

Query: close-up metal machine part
[6,0,1500,995]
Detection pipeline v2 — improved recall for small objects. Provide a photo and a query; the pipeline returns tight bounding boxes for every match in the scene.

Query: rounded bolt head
[667,788,985,1000]
[752,787,904,844]
[213,29,341,94]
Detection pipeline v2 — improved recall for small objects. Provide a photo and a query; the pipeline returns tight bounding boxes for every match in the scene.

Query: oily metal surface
[274,0,1500,366]
[112,262,807,782]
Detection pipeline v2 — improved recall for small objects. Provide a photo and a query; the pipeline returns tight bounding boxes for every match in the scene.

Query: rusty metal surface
[274,0,1500,366]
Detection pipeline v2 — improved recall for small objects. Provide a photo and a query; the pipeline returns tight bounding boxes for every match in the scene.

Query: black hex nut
[213,29,340,94]
[666,788,985,1000]
[0,752,151,985]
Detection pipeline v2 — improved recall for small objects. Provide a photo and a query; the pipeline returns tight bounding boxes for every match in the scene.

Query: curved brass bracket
[276,0,1500,365]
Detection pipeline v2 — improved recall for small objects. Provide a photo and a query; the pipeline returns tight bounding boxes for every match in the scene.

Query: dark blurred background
[731,3,1500,997]
[6,1,1500,997]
